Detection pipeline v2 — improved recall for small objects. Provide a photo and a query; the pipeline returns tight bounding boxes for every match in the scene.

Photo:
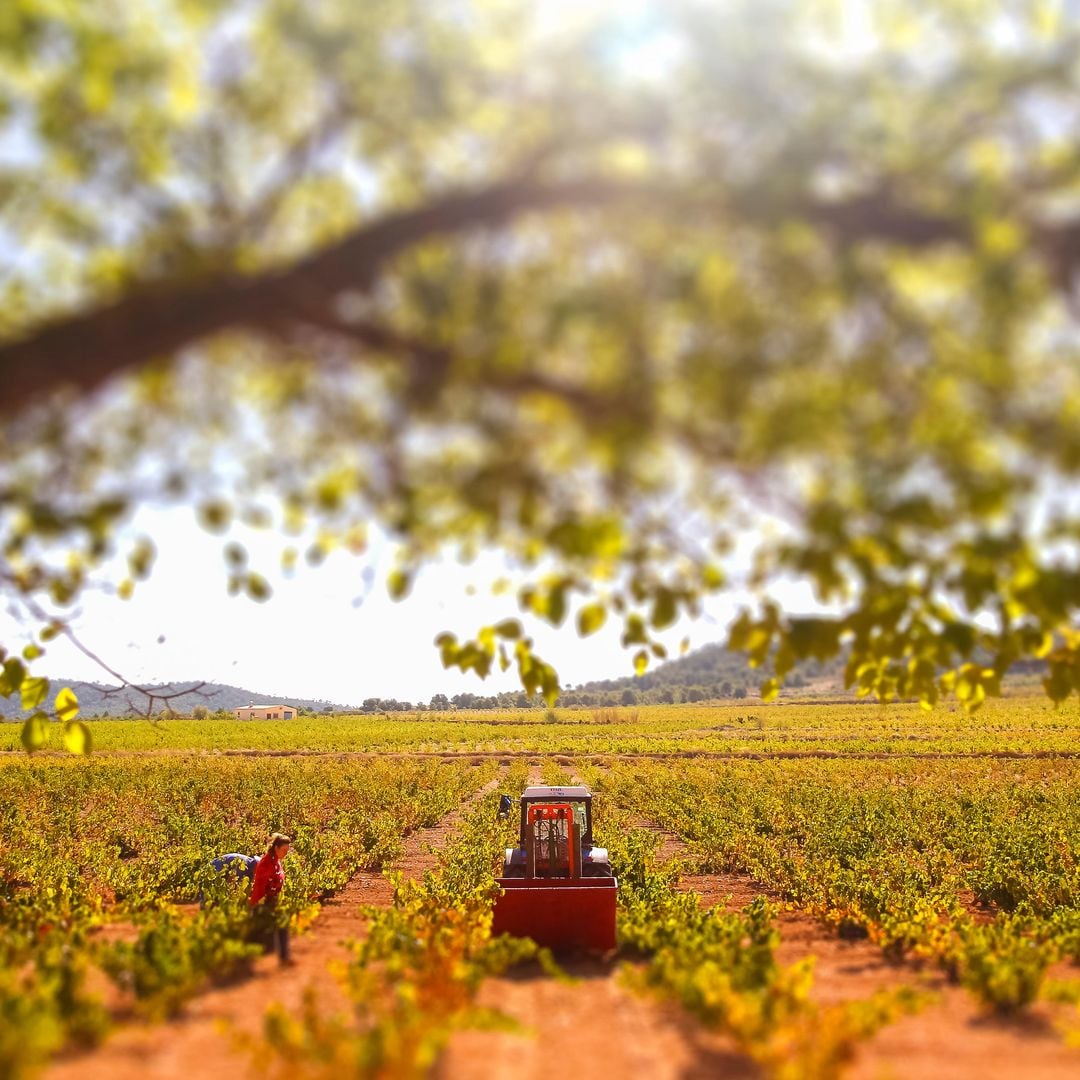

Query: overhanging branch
[290,304,629,417]
[0,176,638,413]
[0,175,985,415]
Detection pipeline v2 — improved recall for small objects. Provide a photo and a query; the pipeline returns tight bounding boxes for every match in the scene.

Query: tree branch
[0,176,639,414]
[0,175,982,416]
[805,191,969,248]
[5,581,212,719]
[290,304,629,417]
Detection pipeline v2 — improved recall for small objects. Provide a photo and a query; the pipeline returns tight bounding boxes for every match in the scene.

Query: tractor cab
[500,786,612,879]
[492,785,617,951]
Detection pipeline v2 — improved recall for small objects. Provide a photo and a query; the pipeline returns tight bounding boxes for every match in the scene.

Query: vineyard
[3,695,1080,756]
[3,697,1080,1078]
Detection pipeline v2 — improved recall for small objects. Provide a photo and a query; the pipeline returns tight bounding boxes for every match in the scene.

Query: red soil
[437,958,756,1080]
[48,777,1080,1080]
[440,810,1080,1080]
[47,772,503,1080]
[681,862,1080,1078]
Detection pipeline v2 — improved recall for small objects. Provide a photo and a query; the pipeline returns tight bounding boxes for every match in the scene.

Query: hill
[0,645,1047,720]
[573,641,1047,705]
[0,680,354,720]
[574,642,844,702]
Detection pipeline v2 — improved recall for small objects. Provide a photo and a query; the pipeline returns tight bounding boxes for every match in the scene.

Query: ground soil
[436,957,759,1080]
[439,811,1080,1080]
[48,776,1080,1080]
[438,776,757,1080]
[683,840,1080,1079]
[47,772,504,1080]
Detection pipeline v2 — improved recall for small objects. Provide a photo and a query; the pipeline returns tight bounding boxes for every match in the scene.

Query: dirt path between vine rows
[47,769,505,1080]
[682,819,1080,1079]
[50,768,1080,1080]
[688,872,1080,1079]
[439,772,758,1079]
[440,815,1080,1080]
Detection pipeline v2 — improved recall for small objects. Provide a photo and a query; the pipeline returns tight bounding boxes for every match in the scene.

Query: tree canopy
[3,0,1080,746]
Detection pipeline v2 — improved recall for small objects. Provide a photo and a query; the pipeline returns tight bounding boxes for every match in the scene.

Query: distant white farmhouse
[235,703,296,720]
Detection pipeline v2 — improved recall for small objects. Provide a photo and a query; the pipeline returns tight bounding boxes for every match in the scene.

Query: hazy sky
[0,505,816,705]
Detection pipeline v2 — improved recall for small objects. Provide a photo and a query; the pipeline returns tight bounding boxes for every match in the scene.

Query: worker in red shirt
[250,832,292,964]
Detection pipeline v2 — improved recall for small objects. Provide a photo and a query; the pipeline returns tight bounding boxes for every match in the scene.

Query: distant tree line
[350,680,790,713]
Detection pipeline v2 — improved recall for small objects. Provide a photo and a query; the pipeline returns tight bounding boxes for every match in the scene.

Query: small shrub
[953,917,1056,1013]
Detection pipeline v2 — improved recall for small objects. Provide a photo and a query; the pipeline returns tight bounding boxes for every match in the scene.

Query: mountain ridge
[0,679,355,720]
[574,641,843,697]
[0,641,1046,719]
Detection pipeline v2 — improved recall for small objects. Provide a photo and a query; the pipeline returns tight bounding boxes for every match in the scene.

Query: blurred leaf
[622,615,648,647]
[20,713,48,752]
[245,573,272,602]
[388,568,412,601]
[55,686,79,722]
[197,501,232,534]
[650,588,677,630]
[0,658,26,696]
[63,720,91,755]
[128,537,156,580]
[577,603,607,637]
[224,542,247,568]
[20,676,48,711]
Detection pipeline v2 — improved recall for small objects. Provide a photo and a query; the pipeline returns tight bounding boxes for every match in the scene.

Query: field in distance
[2,695,1079,756]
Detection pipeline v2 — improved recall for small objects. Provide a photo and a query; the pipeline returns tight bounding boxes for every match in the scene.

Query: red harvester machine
[491,785,617,951]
